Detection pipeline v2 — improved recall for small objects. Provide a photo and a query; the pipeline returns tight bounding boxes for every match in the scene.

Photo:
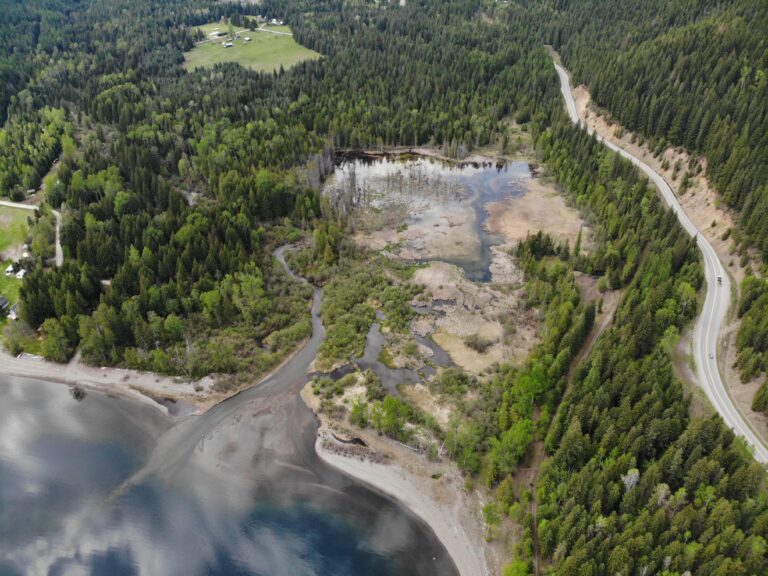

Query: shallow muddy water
[325,155,531,281]
[352,321,453,394]
[0,377,455,575]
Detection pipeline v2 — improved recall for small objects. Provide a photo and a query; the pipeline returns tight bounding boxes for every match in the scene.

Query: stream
[0,246,458,576]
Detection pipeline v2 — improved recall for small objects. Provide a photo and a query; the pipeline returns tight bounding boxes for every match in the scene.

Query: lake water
[0,374,457,575]
[326,154,531,281]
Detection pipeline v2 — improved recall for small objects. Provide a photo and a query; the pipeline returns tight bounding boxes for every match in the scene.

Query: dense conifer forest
[2,0,768,573]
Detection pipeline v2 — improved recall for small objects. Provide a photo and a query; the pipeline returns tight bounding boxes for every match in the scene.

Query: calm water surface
[0,373,455,575]
[326,155,531,281]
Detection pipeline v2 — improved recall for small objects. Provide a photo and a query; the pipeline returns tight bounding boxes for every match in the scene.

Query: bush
[465,333,493,353]
[350,397,369,427]
[430,367,472,398]
[753,382,768,414]
[364,369,386,401]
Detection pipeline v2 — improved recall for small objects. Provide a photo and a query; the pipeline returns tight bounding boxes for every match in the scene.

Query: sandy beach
[314,429,491,576]
[303,383,492,576]
[0,348,212,414]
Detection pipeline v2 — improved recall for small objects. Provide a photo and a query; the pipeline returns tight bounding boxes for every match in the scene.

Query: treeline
[0,107,71,199]
[527,118,768,575]
[266,0,559,149]
[5,0,329,377]
[3,0,768,571]
[6,0,563,376]
[534,0,768,451]
[0,0,78,124]
[544,0,768,261]
[736,276,768,413]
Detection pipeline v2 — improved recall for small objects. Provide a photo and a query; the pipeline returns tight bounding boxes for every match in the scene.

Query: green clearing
[0,262,20,304]
[263,24,292,34]
[0,205,30,254]
[183,23,320,73]
[0,206,29,305]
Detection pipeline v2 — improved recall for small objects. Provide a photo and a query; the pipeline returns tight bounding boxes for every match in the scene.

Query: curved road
[553,61,768,463]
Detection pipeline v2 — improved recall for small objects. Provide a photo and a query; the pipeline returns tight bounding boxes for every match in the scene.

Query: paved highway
[553,61,768,463]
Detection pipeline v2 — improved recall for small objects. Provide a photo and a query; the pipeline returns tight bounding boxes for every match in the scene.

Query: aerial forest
[2,0,768,574]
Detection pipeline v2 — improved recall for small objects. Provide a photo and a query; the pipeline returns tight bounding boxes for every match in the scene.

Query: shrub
[465,333,493,353]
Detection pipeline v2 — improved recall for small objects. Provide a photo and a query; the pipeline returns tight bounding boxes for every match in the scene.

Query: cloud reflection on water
[0,376,455,576]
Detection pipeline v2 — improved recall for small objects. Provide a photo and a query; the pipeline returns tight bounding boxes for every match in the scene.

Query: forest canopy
[1,0,768,574]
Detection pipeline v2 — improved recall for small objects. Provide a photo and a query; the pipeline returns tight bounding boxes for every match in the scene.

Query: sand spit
[303,381,492,576]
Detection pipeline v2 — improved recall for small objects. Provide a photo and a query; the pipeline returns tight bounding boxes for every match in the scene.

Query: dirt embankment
[572,85,747,280]
[569,76,768,442]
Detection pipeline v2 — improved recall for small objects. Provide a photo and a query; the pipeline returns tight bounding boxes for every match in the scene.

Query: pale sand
[0,335,310,415]
[0,348,211,414]
[315,432,490,576]
[301,383,492,576]
[485,176,588,250]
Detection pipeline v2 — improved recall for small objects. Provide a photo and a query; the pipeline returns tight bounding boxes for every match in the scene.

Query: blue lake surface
[0,376,456,576]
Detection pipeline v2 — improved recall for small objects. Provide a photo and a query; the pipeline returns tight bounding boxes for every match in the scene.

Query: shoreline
[0,334,310,417]
[314,429,490,576]
[303,386,491,576]
[335,145,509,169]
[0,348,209,416]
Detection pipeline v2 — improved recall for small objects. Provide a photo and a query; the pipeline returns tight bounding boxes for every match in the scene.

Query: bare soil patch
[485,176,588,251]
[411,262,537,375]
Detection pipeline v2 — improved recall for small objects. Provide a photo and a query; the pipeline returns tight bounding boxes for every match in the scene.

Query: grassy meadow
[183,23,320,73]
[0,205,30,305]
[0,205,29,254]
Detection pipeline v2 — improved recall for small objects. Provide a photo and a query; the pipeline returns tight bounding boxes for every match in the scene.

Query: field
[0,205,29,254]
[0,262,20,304]
[183,23,320,73]
[0,205,29,305]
